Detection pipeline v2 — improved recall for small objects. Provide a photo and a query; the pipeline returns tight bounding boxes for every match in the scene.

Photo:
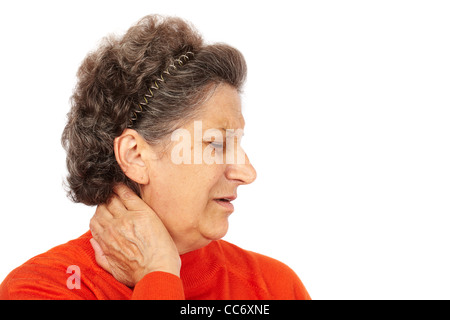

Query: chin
[202,219,230,241]
[175,220,229,254]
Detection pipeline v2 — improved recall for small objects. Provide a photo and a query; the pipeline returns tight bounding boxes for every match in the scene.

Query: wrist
[136,258,181,282]
[149,266,181,278]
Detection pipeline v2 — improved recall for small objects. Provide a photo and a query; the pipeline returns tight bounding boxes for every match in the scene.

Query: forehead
[197,84,245,129]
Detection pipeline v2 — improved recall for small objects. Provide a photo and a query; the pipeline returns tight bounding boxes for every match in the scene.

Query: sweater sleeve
[131,271,185,300]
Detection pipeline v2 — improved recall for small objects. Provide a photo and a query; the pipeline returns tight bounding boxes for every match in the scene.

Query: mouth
[214,195,236,212]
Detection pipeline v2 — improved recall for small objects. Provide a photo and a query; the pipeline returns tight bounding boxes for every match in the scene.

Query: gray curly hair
[61,15,247,205]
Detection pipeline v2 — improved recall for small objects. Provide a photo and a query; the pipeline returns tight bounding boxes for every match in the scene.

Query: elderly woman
[0,15,310,300]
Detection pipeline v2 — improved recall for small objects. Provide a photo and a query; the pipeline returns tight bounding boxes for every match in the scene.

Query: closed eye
[210,141,224,149]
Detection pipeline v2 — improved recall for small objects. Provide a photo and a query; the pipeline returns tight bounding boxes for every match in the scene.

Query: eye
[210,141,224,149]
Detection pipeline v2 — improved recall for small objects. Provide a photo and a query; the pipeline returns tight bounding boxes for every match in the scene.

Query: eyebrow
[221,128,245,138]
[201,127,244,140]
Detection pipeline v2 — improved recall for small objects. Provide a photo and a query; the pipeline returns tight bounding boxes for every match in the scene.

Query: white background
[0,0,449,299]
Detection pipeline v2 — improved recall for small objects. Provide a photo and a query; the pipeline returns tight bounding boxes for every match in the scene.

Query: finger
[89,215,108,246]
[90,205,114,236]
[105,194,128,218]
[89,211,121,248]
[113,183,147,212]
[90,238,111,274]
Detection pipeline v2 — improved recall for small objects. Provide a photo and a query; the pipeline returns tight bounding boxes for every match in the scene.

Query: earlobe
[114,129,150,185]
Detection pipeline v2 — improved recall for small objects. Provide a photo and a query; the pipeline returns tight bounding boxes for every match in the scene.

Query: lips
[214,195,237,211]
[215,195,237,202]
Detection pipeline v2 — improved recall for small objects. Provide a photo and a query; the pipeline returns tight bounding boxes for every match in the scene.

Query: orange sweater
[0,231,310,300]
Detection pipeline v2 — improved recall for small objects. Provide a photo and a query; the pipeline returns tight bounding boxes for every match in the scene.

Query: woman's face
[140,84,257,254]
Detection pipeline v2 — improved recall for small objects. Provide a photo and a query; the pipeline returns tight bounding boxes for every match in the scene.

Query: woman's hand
[89,184,181,288]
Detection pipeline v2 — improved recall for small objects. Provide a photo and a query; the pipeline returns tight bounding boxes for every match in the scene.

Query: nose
[225,152,257,185]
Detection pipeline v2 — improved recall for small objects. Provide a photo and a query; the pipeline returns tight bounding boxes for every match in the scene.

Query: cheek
[145,163,221,225]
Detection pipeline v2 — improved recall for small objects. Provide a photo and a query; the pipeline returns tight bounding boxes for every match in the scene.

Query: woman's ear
[114,129,150,185]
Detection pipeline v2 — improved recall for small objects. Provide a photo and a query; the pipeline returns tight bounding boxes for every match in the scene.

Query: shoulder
[215,240,311,299]
[0,232,106,299]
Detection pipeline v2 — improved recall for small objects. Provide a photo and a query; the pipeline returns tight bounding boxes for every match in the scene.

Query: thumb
[90,238,111,273]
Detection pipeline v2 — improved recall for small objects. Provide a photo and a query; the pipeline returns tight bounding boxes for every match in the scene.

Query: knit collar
[179,240,225,290]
